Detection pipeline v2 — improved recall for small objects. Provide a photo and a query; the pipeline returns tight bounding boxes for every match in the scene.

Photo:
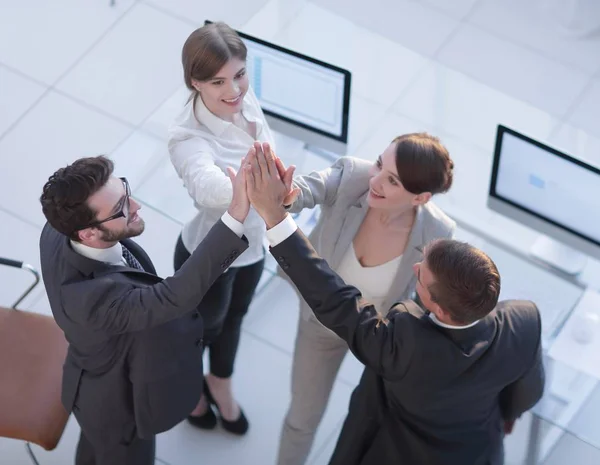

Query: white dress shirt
[70,240,126,265]
[168,86,276,268]
[265,215,479,330]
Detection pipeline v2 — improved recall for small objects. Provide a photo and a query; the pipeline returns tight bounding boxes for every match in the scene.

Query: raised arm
[284,157,355,214]
[169,137,233,209]
[269,226,414,379]
[61,163,252,335]
[62,219,248,334]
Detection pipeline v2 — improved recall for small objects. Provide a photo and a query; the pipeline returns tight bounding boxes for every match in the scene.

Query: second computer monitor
[488,125,600,274]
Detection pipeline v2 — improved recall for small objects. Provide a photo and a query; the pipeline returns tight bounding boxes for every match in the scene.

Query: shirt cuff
[266,214,298,247]
[221,211,244,238]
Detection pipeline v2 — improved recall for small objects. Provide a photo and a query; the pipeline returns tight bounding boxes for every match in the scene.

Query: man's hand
[246,142,288,229]
[274,157,300,206]
[226,154,250,223]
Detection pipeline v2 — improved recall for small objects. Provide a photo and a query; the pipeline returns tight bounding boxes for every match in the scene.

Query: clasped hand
[227,142,300,228]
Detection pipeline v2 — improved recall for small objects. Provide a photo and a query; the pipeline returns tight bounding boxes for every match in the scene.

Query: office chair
[0,257,69,464]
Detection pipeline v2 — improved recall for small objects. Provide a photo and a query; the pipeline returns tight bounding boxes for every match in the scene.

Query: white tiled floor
[0,91,131,227]
[0,66,46,138]
[467,0,600,74]
[144,0,271,28]
[313,0,461,57]
[567,78,600,138]
[435,22,590,117]
[423,0,480,20]
[0,0,136,85]
[392,62,559,152]
[1,1,600,464]
[54,3,192,126]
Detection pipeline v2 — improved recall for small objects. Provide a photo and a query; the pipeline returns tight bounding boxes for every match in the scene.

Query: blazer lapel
[329,192,370,269]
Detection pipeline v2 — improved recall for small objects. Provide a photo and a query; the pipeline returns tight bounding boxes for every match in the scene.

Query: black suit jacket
[271,229,545,465]
[40,220,247,445]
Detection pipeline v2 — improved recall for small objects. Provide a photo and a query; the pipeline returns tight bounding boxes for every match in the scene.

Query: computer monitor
[205,21,352,155]
[488,125,600,275]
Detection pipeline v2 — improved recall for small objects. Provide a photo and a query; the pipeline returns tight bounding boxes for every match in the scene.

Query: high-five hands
[244,142,292,228]
[274,154,300,206]
[226,142,298,227]
[226,155,250,223]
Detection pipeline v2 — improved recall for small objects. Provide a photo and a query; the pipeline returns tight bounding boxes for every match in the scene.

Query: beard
[97,217,145,243]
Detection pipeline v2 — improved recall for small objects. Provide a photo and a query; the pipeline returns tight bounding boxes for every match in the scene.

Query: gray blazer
[40,220,247,446]
[286,156,456,320]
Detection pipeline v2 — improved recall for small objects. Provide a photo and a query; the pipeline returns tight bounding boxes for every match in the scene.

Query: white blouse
[336,243,403,315]
[168,87,276,267]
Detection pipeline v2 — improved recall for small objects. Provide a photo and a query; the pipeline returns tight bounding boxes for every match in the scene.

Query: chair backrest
[0,306,69,450]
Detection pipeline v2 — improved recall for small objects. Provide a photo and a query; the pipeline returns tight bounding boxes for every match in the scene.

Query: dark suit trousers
[75,426,155,465]
[174,234,264,378]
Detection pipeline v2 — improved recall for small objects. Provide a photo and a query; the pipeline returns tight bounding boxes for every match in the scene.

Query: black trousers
[75,426,155,465]
[174,234,264,378]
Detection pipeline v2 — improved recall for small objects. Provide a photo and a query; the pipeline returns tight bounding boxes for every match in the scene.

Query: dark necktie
[121,245,143,271]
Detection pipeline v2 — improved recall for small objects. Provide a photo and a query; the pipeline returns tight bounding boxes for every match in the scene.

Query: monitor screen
[244,38,348,140]
[204,21,351,151]
[489,125,600,247]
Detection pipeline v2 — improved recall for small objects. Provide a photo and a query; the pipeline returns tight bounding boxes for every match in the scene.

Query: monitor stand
[530,235,587,276]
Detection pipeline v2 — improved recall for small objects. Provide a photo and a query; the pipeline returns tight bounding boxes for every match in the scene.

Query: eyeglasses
[79,177,131,230]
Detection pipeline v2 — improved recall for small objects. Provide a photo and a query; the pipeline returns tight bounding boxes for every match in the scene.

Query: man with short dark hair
[413,238,502,325]
[245,142,545,465]
[39,155,250,465]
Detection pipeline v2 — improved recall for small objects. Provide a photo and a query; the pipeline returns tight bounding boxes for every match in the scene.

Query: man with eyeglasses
[39,155,250,465]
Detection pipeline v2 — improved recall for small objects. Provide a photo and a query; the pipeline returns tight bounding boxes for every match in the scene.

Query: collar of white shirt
[193,88,264,137]
[70,239,124,266]
[429,312,480,330]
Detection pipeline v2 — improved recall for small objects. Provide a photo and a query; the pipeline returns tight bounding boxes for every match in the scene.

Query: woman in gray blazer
[276,133,456,465]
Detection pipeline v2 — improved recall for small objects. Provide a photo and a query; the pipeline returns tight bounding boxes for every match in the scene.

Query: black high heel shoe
[187,383,217,430]
[204,382,249,435]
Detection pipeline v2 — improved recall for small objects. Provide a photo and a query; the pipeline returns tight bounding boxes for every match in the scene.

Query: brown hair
[181,22,247,107]
[392,133,453,195]
[425,239,500,324]
[40,156,114,241]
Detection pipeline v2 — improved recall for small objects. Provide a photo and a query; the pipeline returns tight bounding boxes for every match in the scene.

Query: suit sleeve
[270,228,414,380]
[61,220,248,334]
[498,306,545,421]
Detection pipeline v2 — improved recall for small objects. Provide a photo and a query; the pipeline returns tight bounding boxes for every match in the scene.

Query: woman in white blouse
[276,133,456,465]
[169,22,280,436]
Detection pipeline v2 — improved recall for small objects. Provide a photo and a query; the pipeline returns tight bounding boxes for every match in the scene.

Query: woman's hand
[274,156,300,206]
[226,155,250,223]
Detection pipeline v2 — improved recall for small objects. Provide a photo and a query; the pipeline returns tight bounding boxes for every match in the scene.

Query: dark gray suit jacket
[271,229,545,465]
[40,220,247,445]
